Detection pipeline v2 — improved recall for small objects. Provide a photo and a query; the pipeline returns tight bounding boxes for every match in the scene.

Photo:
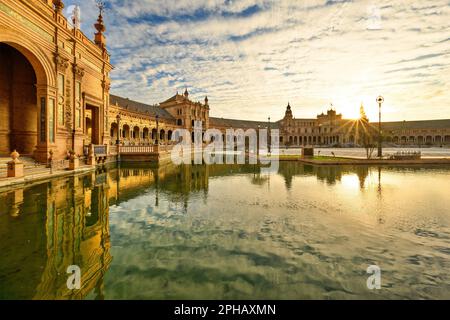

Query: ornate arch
[0,26,55,87]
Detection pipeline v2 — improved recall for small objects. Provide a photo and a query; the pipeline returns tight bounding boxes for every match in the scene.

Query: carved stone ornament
[72,63,85,79]
[54,53,69,71]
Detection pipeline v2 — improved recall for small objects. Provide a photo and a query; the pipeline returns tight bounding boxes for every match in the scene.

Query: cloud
[65,0,450,121]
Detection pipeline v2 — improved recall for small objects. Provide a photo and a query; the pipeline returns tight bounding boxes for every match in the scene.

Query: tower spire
[285,102,293,119]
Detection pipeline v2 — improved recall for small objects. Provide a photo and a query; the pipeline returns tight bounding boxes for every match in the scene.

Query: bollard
[7,150,24,178]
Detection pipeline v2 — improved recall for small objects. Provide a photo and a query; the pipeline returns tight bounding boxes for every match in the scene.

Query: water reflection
[0,163,449,299]
[0,173,111,300]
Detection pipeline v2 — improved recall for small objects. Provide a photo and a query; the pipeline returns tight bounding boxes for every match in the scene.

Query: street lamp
[155,115,159,145]
[377,96,384,158]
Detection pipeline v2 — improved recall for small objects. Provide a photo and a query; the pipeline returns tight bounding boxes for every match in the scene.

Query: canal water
[0,163,449,300]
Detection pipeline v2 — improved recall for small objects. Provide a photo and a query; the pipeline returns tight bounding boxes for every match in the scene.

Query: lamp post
[155,115,159,145]
[377,96,384,158]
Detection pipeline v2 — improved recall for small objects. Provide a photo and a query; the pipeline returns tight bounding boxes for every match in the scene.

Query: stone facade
[0,0,112,162]
[278,103,450,147]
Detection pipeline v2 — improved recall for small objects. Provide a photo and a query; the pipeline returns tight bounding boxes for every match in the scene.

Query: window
[57,74,65,126]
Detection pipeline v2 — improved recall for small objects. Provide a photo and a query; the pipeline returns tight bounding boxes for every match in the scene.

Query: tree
[358,104,377,159]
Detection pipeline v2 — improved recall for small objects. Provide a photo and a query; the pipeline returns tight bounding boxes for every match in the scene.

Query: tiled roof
[381,119,450,131]
[209,117,280,129]
[110,94,174,119]
[161,94,183,104]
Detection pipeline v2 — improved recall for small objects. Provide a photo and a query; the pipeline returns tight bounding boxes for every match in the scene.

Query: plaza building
[279,103,450,147]
[1,0,449,166]
[0,0,112,162]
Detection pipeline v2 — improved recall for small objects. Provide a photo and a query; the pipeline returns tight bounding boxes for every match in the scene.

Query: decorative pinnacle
[96,0,105,15]
[95,0,106,33]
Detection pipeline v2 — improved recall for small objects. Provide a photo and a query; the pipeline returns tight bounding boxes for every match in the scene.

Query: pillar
[34,85,58,163]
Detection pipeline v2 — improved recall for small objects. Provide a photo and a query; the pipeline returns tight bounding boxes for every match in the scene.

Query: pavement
[0,164,96,192]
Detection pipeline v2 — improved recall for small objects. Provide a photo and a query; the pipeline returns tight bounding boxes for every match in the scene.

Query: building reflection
[2,162,443,299]
[276,162,372,190]
[107,163,387,206]
[0,173,111,300]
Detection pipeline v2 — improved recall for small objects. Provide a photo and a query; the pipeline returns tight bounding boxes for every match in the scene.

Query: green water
[0,163,449,300]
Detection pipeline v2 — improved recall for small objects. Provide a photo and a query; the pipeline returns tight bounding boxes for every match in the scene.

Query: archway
[110,122,119,144]
[143,127,149,140]
[85,116,92,144]
[349,135,355,144]
[123,125,130,140]
[1,28,55,162]
[0,43,38,155]
[133,126,140,140]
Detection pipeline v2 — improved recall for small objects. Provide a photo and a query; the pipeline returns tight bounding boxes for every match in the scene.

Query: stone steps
[0,157,41,166]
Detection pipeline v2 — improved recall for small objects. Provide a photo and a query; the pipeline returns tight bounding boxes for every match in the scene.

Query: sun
[331,94,382,120]
[339,104,363,120]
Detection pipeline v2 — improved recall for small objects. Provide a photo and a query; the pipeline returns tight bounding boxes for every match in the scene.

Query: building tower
[285,102,293,120]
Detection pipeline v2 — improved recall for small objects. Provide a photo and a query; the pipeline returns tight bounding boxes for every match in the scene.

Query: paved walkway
[0,164,96,191]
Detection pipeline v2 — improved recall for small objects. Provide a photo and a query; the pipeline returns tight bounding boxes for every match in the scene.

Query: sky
[64,0,450,122]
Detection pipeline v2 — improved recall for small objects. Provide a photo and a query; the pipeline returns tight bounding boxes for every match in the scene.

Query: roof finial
[94,1,106,49]
[204,95,208,105]
[184,87,189,98]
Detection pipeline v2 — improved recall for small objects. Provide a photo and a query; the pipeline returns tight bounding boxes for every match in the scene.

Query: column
[34,84,58,163]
